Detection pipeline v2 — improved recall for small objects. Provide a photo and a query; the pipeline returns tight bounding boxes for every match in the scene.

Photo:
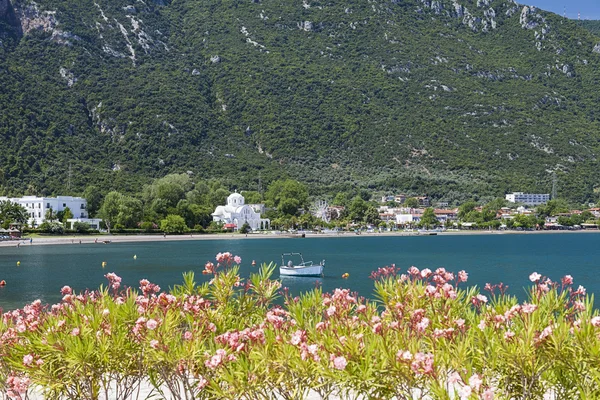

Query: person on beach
[94,238,98,244]
[29,238,32,245]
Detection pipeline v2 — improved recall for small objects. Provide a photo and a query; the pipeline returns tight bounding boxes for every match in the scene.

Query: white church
[212,192,270,231]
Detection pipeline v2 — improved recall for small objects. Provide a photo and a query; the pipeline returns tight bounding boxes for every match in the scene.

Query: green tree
[72,221,90,233]
[404,198,419,209]
[99,191,123,234]
[458,201,478,220]
[241,191,262,204]
[116,196,143,228]
[143,174,193,213]
[280,198,301,216]
[83,186,103,217]
[364,206,381,225]
[239,222,251,234]
[332,192,349,207]
[60,207,74,225]
[45,208,57,223]
[160,214,187,234]
[0,200,28,229]
[348,196,368,223]
[420,207,438,229]
[536,199,569,218]
[265,180,309,213]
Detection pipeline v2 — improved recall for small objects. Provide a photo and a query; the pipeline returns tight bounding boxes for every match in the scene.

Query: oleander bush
[0,253,599,399]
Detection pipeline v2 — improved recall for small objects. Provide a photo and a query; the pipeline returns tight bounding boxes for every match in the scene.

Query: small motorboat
[280,252,324,277]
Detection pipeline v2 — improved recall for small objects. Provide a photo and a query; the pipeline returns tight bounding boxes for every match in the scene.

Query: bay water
[0,233,599,310]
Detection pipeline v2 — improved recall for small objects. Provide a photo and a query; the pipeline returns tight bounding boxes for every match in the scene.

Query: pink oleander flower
[482,388,495,400]
[408,266,420,276]
[326,305,336,317]
[562,275,573,286]
[102,309,110,316]
[458,385,472,399]
[23,354,33,366]
[234,255,242,264]
[448,371,462,384]
[529,272,541,282]
[6,374,30,399]
[35,359,44,366]
[478,319,486,331]
[410,352,434,376]
[591,316,600,327]
[425,285,437,297]
[71,328,80,336]
[420,268,432,278]
[521,303,538,314]
[458,270,468,283]
[469,374,482,391]
[332,356,347,370]
[184,331,193,340]
[60,286,72,295]
[416,317,430,333]
[574,301,585,311]
[203,262,215,275]
[146,319,158,330]
[104,272,122,290]
[290,330,306,346]
[504,330,515,340]
[396,350,413,361]
[197,375,209,390]
[575,285,587,296]
[150,340,159,349]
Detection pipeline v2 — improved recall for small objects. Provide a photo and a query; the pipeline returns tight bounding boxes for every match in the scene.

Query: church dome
[227,192,245,206]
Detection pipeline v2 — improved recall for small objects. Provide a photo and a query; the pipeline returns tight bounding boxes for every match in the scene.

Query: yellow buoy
[16,261,20,266]
[133,255,137,260]
[342,273,349,279]
[102,261,107,268]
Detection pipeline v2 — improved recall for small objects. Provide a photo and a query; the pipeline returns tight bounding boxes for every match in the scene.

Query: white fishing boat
[279,252,324,277]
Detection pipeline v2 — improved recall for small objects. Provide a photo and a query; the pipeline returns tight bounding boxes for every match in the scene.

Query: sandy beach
[1,228,598,248]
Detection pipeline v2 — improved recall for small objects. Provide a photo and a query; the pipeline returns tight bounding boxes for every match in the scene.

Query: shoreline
[1,228,599,247]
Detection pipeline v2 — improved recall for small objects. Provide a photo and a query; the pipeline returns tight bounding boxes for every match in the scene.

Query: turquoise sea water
[0,233,599,310]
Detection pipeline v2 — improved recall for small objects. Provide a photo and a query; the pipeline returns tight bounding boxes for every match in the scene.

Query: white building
[0,196,91,227]
[212,192,270,231]
[505,192,550,206]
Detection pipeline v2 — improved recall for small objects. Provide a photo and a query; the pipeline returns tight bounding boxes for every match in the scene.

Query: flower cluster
[0,256,598,400]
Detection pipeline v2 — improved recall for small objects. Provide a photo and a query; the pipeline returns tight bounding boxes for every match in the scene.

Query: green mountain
[2,0,600,203]
[581,20,600,36]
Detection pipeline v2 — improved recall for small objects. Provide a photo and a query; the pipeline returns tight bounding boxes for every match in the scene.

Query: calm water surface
[0,233,599,310]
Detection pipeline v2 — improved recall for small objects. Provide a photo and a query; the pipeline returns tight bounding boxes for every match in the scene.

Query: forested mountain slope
[2,0,600,202]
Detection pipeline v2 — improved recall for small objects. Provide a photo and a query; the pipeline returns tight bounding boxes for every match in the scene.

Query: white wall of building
[505,192,550,206]
[0,196,89,227]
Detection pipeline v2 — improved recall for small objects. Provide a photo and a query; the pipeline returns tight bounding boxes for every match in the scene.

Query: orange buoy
[342,273,349,279]
[0,280,6,286]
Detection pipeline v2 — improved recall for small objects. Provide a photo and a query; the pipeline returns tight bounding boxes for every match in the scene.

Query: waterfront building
[0,195,94,227]
[212,192,270,231]
[505,192,550,206]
